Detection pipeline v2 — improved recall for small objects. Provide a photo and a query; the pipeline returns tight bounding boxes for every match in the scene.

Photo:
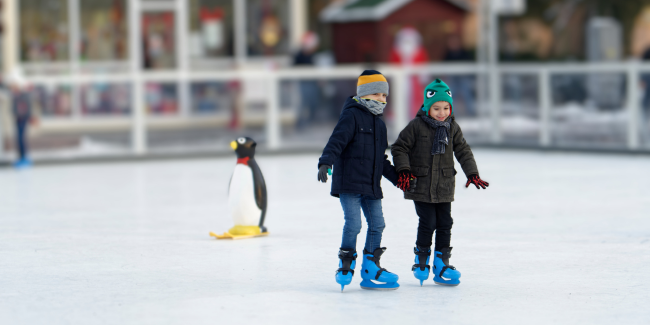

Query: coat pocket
[441,167,456,193]
[411,166,430,195]
[359,125,373,133]
[355,125,373,144]
[358,125,374,161]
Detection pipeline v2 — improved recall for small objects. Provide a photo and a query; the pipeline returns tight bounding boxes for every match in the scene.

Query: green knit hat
[422,78,453,115]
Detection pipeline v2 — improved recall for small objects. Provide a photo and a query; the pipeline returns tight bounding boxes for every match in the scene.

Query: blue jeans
[15,119,28,160]
[339,193,385,252]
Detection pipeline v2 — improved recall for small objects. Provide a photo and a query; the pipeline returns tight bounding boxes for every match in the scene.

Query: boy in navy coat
[318,70,406,291]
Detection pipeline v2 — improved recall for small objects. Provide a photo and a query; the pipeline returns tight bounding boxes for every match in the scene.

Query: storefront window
[31,85,73,117]
[80,0,129,61]
[247,0,290,56]
[19,0,70,62]
[81,83,131,115]
[188,0,234,58]
[142,12,177,69]
[146,83,179,115]
[190,81,238,114]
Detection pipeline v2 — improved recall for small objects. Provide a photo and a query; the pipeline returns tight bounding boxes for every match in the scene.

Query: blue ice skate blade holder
[433,275,460,286]
[360,279,400,290]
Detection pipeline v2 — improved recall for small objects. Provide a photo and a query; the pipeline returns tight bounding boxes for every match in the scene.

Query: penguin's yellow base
[210,225,269,240]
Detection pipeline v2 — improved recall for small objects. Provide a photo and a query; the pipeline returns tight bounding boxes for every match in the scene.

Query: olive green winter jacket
[391,110,478,203]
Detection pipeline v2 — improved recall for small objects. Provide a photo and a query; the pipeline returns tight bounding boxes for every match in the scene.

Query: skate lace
[412,247,431,271]
[436,251,456,277]
[337,251,357,275]
[336,267,355,276]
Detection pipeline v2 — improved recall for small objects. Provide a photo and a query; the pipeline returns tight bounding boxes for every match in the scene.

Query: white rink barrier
[9,62,650,156]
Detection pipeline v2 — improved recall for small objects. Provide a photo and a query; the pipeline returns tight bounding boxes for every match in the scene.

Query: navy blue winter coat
[318,97,399,199]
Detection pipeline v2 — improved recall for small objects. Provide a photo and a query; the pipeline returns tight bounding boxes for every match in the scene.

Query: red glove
[466,175,489,189]
[397,170,416,192]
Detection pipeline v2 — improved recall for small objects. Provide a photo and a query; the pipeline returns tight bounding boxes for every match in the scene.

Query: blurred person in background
[389,26,428,118]
[443,35,475,117]
[293,31,320,129]
[9,70,35,168]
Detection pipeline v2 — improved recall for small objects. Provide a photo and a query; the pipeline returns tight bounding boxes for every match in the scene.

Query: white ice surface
[1,150,649,325]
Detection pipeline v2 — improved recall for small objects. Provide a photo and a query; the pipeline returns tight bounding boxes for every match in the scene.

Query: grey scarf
[354,96,386,115]
[420,115,450,155]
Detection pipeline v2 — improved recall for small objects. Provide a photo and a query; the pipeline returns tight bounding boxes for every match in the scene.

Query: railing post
[267,73,280,150]
[489,68,502,144]
[289,0,307,51]
[488,5,501,144]
[129,0,146,155]
[69,0,82,123]
[0,91,6,162]
[627,60,640,150]
[539,68,551,147]
[176,0,190,117]
[234,0,247,66]
[68,0,80,74]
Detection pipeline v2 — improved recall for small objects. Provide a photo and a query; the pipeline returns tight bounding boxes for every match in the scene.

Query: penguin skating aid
[412,246,431,286]
[335,249,357,292]
[359,248,399,290]
[210,137,269,240]
[433,247,461,286]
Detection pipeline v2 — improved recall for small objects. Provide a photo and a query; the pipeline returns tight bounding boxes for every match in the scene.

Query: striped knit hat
[357,70,389,97]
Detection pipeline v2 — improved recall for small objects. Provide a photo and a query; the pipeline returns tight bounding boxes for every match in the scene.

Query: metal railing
[2,61,650,162]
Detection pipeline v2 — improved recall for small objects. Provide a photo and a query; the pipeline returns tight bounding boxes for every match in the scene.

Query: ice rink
[1,149,649,325]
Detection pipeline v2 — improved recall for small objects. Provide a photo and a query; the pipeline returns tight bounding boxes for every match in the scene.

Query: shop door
[141,10,177,70]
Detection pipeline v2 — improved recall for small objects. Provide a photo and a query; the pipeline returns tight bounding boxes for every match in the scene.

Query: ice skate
[433,247,461,286]
[412,246,431,286]
[335,249,357,292]
[13,158,32,169]
[360,247,399,290]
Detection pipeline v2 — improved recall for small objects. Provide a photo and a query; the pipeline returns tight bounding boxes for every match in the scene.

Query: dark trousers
[414,201,453,251]
[15,120,28,160]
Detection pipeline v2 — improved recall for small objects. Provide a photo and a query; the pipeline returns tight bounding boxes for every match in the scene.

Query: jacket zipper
[373,116,377,196]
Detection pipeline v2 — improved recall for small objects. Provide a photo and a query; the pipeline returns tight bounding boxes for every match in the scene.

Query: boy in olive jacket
[391,79,489,286]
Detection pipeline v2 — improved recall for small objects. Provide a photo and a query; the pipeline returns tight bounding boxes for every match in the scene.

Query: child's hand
[397,170,416,192]
[318,165,331,183]
[466,175,489,189]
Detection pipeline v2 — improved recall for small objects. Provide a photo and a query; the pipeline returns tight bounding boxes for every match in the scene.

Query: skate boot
[13,158,32,169]
[432,247,461,286]
[360,247,399,290]
[335,249,357,292]
[412,246,431,286]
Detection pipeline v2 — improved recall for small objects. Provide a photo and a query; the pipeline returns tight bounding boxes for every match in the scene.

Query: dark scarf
[420,115,450,155]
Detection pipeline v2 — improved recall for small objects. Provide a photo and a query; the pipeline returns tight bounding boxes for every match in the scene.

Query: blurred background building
[1,0,650,164]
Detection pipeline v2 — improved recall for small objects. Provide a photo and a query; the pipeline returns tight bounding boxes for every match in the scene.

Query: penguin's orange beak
[230,141,237,150]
